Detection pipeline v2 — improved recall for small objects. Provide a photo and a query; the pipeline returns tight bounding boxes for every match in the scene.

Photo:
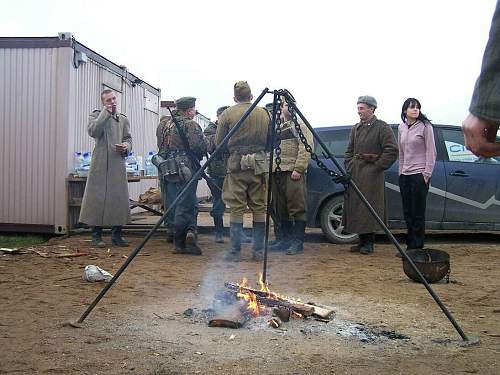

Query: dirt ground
[1,221,499,374]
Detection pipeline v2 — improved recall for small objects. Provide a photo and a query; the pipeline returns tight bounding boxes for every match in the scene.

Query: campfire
[208,274,335,329]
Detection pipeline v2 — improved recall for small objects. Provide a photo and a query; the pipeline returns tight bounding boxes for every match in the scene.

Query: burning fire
[237,277,260,316]
[236,274,288,316]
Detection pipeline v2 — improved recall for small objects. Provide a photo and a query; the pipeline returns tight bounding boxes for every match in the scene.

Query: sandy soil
[1,224,499,375]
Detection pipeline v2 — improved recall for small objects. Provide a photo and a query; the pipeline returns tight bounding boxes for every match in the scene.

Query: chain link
[282,91,350,186]
[274,96,283,174]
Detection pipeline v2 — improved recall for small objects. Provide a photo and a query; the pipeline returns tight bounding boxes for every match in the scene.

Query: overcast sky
[0,0,496,125]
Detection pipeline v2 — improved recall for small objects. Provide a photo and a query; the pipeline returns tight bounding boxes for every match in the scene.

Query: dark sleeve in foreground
[469,0,500,123]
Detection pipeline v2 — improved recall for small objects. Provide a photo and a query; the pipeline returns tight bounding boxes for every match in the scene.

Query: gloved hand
[356,153,379,163]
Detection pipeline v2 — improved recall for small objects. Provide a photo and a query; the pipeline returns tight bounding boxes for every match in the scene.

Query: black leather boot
[185,229,202,255]
[173,231,187,254]
[111,226,128,247]
[269,220,292,252]
[286,220,306,255]
[360,233,375,255]
[214,216,224,243]
[252,222,265,261]
[91,226,106,248]
[224,222,242,262]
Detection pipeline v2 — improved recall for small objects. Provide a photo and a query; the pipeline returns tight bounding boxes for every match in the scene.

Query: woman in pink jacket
[398,98,436,253]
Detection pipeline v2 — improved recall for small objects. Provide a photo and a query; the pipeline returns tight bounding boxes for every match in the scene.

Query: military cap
[234,81,252,98]
[216,106,229,116]
[357,95,377,108]
[175,96,196,110]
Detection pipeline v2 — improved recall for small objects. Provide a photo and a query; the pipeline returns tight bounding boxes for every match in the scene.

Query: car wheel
[320,195,358,244]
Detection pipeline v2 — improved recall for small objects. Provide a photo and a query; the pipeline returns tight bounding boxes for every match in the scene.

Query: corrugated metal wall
[68,58,159,201]
[122,81,158,200]
[0,48,60,227]
[0,44,160,233]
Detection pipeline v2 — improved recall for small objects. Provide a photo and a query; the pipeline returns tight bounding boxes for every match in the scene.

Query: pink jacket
[398,120,436,179]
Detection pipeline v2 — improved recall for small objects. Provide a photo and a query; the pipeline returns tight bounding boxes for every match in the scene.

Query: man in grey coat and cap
[79,89,132,247]
[342,96,398,254]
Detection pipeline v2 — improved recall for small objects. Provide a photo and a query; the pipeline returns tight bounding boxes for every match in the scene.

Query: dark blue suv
[306,124,500,243]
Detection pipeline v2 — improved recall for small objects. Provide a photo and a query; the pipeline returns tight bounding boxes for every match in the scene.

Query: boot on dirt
[224,222,242,262]
[185,230,202,255]
[286,220,306,255]
[350,243,362,252]
[251,222,265,261]
[350,234,365,252]
[173,231,187,254]
[359,233,374,255]
[91,226,106,248]
[269,220,292,252]
[268,219,282,247]
[111,226,129,247]
[214,216,225,244]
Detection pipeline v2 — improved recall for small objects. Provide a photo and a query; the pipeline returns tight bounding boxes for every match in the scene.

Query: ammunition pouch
[227,151,268,175]
[208,158,227,177]
[152,152,195,183]
[177,157,193,183]
[152,154,180,182]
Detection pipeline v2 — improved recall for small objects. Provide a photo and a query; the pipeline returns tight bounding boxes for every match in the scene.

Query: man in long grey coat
[79,89,132,247]
[342,96,398,255]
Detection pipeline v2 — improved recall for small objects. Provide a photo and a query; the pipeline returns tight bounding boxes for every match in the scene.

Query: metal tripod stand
[77,88,470,343]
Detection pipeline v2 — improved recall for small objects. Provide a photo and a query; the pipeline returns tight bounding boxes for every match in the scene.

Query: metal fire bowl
[402,248,450,284]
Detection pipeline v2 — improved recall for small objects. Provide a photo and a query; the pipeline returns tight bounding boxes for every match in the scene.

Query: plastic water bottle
[125,152,139,176]
[79,152,91,177]
[73,152,83,175]
[136,155,144,176]
[145,151,156,176]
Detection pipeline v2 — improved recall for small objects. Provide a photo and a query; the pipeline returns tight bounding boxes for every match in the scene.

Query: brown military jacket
[342,116,398,234]
[157,110,207,160]
[215,102,270,154]
[273,120,313,174]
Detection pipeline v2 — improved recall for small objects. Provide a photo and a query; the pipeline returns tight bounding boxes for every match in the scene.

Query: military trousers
[160,177,175,231]
[165,177,199,237]
[222,170,267,223]
[209,176,226,218]
[271,171,307,222]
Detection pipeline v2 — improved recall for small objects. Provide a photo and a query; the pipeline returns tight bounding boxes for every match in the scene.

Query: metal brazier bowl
[402,248,450,283]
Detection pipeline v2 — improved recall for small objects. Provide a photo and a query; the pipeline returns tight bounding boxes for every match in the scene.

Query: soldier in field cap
[342,95,398,255]
[215,81,271,262]
[157,96,207,255]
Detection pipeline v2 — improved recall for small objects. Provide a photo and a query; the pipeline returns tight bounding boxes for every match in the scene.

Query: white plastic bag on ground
[83,265,113,282]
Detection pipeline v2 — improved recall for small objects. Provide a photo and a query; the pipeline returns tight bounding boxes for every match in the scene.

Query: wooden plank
[224,282,335,320]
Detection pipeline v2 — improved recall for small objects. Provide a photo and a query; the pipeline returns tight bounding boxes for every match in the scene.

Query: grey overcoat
[79,108,132,226]
[342,117,398,234]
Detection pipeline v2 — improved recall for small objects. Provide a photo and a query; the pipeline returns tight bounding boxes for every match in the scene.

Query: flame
[236,274,297,318]
[258,273,280,300]
[237,277,260,316]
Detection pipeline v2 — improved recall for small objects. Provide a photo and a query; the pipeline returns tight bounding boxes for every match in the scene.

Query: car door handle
[449,170,469,177]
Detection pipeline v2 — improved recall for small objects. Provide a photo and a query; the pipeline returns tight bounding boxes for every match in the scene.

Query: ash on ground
[182,307,409,345]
